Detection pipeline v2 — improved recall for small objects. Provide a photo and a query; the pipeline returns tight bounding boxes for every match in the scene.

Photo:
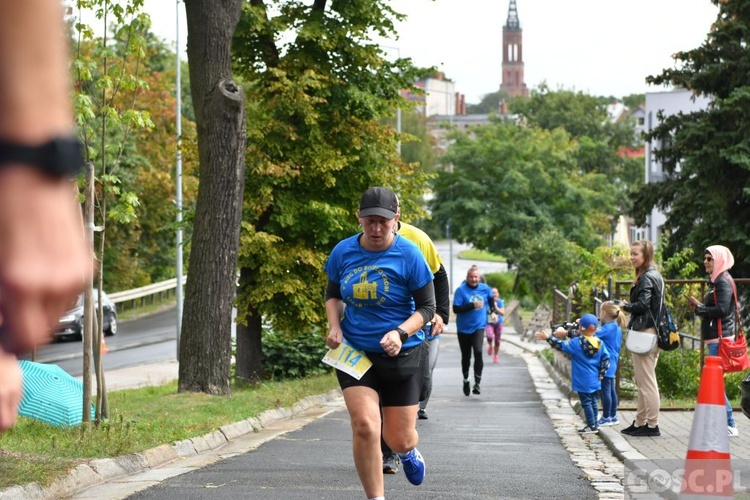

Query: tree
[622,93,645,110]
[73,0,154,422]
[429,119,618,270]
[466,90,507,114]
[178,0,246,395]
[510,84,642,214]
[231,0,429,383]
[631,1,750,278]
[99,36,199,290]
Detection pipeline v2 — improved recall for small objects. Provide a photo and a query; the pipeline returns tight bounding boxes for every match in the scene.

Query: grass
[0,372,339,489]
[117,298,177,321]
[457,248,506,262]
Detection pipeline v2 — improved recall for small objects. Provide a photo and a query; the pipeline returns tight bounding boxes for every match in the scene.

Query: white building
[642,88,712,244]
[403,74,457,117]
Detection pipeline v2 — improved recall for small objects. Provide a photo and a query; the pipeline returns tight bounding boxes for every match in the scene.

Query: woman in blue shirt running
[324,187,435,500]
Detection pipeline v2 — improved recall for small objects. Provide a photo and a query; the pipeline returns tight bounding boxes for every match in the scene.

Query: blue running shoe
[399,448,426,485]
[597,417,611,427]
[610,416,619,426]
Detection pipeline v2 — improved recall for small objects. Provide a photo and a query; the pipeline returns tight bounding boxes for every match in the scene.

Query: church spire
[505,0,520,30]
[500,0,528,99]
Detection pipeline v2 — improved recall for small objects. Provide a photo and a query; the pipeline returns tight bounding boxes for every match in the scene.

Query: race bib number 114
[322,340,372,380]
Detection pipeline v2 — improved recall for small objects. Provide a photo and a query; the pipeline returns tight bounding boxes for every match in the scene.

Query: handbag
[626,329,657,354]
[716,277,750,373]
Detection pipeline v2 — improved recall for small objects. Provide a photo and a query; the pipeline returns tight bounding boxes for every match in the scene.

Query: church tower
[500,0,528,98]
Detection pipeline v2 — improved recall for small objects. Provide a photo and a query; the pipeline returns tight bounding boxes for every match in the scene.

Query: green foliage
[261,329,331,381]
[658,243,705,337]
[514,229,589,299]
[632,2,750,280]
[621,93,645,110]
[510,84,643,209]
[73,1,175,291]
[725,370,745,401]
[654,348,701,399]
[430,119,618,270]
[465,90,506,114]
[458,249,506,262]
[232,1,431,335]
[483,271,516,300]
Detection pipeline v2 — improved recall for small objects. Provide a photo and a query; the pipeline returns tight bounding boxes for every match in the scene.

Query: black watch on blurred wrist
[0,135,84,179]
[396,328,409,344]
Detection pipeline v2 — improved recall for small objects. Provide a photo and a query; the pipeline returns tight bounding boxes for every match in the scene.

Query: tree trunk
[179,0,246,395]
[235,292,264,384]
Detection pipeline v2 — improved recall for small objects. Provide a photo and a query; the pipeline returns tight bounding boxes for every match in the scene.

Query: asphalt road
[20,307,179,376]
[126,334,597,500]
[434,240,509,291]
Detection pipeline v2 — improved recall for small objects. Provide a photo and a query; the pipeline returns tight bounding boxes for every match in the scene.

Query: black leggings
[457,329,484,382]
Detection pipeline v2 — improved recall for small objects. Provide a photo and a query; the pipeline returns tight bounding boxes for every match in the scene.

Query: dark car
[55,289,117,340]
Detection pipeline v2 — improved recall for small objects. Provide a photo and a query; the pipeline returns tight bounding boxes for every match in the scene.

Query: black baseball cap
[359,187,398,219]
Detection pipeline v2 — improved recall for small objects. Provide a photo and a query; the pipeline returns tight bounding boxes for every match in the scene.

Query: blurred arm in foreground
[0,0,91,430]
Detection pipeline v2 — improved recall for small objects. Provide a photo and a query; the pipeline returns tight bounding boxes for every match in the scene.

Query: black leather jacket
[623,267,663,331]
[695,272,737,341]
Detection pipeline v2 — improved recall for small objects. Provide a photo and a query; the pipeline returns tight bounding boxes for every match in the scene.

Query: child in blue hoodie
[596,301,626,427]
[536,313,610,434]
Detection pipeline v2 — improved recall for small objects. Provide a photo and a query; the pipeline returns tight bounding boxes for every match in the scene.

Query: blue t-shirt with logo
[324,233,433,352]
[453,281,494,333]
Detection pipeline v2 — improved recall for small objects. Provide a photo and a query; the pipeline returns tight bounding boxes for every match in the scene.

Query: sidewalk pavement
[505,329,750,498]
[4,325,749,499]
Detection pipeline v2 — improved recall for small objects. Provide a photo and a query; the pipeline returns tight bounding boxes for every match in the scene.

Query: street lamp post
[175,0,183,360]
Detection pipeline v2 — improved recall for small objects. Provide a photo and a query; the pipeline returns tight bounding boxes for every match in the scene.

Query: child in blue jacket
[596,301,626,427]
[536,314,610,434]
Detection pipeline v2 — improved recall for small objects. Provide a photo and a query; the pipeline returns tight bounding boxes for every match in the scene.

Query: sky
[142,0,719,104]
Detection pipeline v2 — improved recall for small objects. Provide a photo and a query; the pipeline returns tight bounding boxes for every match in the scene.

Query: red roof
[618,146,645,158]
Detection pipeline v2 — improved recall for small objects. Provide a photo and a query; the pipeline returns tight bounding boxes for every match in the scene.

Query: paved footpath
[69,331,608,500]
[4,327,750,499]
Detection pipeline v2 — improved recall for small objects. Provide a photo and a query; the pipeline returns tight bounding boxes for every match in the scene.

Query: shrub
[484,271,515,299]
[261,328,332,381]
[654,349,701,399]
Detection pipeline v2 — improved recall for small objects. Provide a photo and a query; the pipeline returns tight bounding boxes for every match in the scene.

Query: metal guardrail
[108,276,187,313]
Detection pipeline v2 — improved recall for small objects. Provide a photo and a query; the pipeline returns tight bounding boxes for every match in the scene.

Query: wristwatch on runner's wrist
[0,134,84,179]
[396,328,409,344]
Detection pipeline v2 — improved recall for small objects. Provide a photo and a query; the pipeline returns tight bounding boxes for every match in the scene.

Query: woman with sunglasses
[688,245,739,437]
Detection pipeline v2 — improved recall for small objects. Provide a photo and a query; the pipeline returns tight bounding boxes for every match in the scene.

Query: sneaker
[610,416,619,426]
[630,425,660,437]
[488,345,492,355]
[620,422,641,435]
[399,448,426,485]
[578,425,599,434]
[493,355,499,363]
[472,384,481,395]
[597,417,612,427]
[463,380,470,396]
[729,425,739,437]
[383,451,399,474]
[418,409,428,420]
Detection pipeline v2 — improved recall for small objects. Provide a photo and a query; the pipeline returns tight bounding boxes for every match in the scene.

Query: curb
[0,389,343,500]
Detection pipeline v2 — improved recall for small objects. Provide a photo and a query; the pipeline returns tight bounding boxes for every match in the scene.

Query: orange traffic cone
[679,356,733,498]
[101,334,109,355]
